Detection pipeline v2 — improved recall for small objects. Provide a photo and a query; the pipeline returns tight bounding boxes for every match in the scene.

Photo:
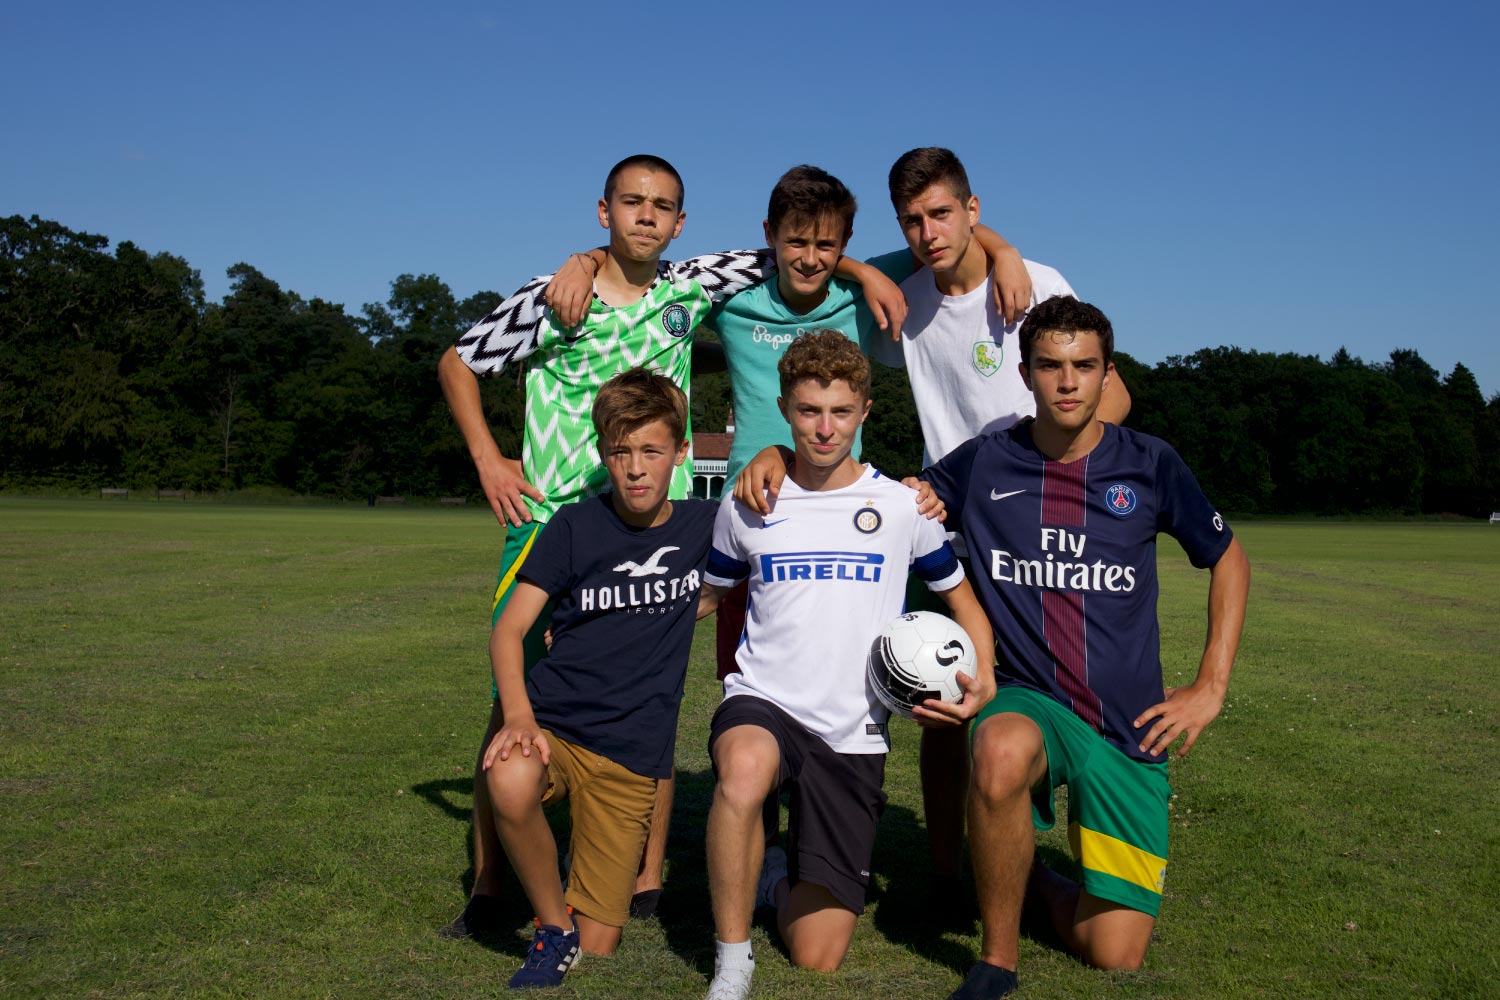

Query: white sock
[714,938,754,969]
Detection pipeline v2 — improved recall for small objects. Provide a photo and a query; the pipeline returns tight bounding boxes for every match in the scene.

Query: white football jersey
[705,466,963,753]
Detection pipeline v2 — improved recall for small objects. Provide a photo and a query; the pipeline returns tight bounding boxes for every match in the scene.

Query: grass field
[2,498,1496,999]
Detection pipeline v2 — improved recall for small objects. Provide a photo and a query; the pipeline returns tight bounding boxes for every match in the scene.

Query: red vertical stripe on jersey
[1040,457,1103,732]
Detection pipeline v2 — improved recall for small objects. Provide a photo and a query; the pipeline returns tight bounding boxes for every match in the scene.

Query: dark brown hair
[888,146,972,211]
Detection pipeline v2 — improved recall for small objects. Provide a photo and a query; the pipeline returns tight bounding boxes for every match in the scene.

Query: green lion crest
[972,341,1001,377]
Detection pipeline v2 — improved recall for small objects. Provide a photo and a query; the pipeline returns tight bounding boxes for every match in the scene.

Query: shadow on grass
[867,796,978,974]
[411,775,537,958]
[411,767,1085,974]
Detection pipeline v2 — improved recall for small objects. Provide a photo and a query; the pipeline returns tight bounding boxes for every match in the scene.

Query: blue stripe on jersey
[708,548,750,582]
[912,541,960,582]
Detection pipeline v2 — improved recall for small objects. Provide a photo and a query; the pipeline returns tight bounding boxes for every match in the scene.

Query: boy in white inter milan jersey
[480,368,717,989]
[437,154,774,937]
[916,297,1250,1000]
[696,331,996,1000]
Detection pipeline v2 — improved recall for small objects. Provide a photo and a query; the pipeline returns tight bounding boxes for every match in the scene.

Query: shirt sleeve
[668,249,776,304]
[863,248,918,283]
[1033,266,1076,305]
[453,273,555,374]
[704,495,751,587]
[919,435,984,526]
[516,510,574,597]
[910,509,963,591]
[1155,445,1233,569]
[851,251,919,369]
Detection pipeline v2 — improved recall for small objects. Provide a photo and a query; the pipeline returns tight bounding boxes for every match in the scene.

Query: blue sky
[7,1,1498,396]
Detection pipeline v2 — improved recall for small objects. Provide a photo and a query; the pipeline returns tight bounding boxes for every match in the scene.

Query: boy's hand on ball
[912,670,992,728]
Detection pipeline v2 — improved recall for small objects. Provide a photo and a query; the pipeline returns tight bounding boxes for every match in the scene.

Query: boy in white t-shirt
[695,331,996,1000]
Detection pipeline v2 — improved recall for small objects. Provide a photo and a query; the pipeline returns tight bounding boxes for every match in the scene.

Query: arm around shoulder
[1099,367,1132,425]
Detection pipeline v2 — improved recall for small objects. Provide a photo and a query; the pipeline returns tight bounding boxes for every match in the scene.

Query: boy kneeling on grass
[481,367,717,989]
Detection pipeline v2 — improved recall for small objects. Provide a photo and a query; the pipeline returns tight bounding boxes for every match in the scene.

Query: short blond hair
[777,330,871,399]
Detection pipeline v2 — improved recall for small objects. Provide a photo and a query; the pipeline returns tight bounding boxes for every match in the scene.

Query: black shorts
[709,695,887,912]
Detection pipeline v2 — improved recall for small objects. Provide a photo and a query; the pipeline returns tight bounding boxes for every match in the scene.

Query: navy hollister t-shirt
[518,495,715,779]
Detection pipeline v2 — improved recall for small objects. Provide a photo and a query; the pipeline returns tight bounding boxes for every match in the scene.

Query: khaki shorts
[541,732,658,927]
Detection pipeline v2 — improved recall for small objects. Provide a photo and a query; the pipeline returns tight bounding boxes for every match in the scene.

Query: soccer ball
[867,611,975,719]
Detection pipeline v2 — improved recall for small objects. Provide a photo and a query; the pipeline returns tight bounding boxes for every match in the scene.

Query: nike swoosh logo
[990,489,1025,501]
[761,518,789,528]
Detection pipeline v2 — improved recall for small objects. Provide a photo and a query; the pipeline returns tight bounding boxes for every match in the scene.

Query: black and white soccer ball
[867,611,975,719]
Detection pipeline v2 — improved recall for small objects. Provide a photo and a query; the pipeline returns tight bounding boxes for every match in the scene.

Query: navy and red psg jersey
[922,420,1233,763]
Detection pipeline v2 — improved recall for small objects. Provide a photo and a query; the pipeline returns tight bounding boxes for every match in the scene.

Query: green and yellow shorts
[488,520,553,698]
[975,686,1170,916]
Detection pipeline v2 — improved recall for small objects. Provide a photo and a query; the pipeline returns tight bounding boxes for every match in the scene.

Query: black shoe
[948,961,1018,1000]
[629,888,662,920]
[437,894,503,940]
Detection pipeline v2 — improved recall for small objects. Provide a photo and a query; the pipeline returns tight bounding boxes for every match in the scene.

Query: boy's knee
[787,936,850,974]
[711,741,777,811]
[484,761,544,816]
[1082,934,1149,971]
[970,724,1043,806]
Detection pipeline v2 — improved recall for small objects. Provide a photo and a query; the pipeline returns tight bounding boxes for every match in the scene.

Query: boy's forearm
[439,346,505,465]
[1196,538,1250,693]
[696,583,727,620]
[971,223,1016,262]
[490,623,534,724]
[835,255,875,283]
[945,584,996,675]
[1098,369,1132,425]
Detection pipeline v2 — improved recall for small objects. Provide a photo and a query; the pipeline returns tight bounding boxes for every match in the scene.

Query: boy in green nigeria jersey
[439,152,905,938]
[437,154,777,939]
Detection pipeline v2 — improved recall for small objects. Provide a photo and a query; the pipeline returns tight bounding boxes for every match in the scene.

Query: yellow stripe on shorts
[491,524,542,614]
[1069,822,1167,895]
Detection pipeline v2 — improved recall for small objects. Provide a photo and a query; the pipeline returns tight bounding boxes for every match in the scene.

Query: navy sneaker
[508,910,581,989]
[948,961,1018,1000]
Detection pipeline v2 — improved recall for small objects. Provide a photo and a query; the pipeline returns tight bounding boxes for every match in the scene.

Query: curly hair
[778,330,871,399]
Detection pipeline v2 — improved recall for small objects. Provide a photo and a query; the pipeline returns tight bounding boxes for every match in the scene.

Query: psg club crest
[972,342,1001,377]
[853,504,883,534]
[1104,483,1138,517]
[662,303,693,338]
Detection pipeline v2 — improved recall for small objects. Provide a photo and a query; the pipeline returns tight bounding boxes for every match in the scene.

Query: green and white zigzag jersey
[455,250,774,522]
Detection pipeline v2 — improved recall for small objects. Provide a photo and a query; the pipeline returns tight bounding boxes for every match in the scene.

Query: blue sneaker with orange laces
[508,908,581,989]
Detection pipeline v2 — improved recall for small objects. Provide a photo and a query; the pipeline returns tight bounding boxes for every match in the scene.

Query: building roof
[693,431,733,460]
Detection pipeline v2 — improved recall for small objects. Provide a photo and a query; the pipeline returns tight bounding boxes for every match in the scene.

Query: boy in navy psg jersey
[916,297,1250,1000]
[479,368,718,989]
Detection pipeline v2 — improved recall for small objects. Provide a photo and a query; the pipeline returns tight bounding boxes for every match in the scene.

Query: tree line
[2,214,1495,516]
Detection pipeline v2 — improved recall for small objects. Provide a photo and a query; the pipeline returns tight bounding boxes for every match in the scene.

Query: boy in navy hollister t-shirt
[480,368,716,989]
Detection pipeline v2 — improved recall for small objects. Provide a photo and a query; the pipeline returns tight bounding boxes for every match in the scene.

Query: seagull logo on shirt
[614,546,679,577]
